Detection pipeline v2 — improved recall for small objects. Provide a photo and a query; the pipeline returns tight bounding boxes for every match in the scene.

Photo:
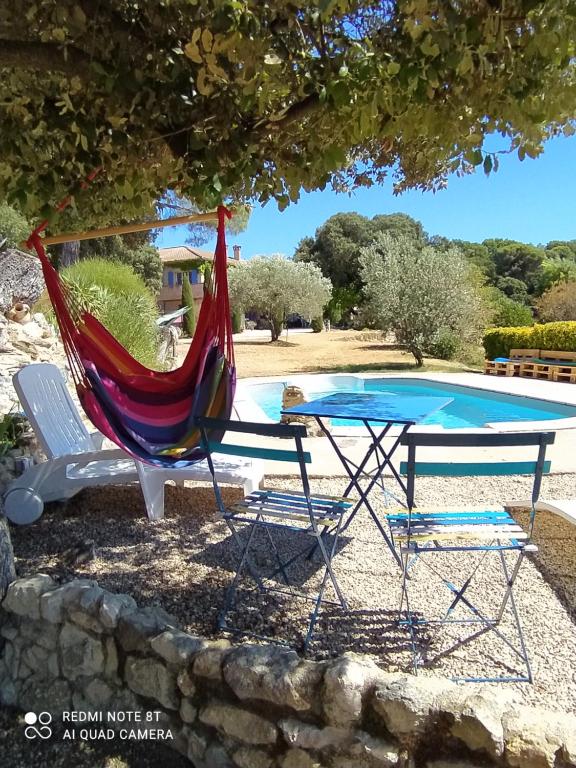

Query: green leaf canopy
[0,0,575,224]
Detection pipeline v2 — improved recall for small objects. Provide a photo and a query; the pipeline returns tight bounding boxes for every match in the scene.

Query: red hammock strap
[215,205,234,363]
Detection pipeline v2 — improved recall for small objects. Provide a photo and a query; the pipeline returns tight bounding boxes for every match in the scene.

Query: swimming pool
[244,376,576,429]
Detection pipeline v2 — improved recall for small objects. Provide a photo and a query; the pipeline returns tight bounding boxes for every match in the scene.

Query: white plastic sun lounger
[3,364,264,525]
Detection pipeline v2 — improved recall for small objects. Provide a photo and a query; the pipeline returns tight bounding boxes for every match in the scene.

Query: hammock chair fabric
[26,206,236,467]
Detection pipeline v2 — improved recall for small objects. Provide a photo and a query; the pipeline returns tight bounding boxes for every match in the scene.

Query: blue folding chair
[386,430,555,683]
[195,416,353,650]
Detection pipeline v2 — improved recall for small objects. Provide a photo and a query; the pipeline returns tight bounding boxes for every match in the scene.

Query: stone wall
[1,574,575,768]
[0,248,45,315]
[0,311,67,415]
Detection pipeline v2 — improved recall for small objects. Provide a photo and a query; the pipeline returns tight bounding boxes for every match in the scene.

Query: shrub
[231,307,244,334]
[425,328,460,360]
[532,321,576,351]
[310,316,324,333]
[181,273,197,337]
[488,289,534,327]
[0,203,30,250]
[483,321,576,358]
[62,258,160,367]
[0,412,31,457]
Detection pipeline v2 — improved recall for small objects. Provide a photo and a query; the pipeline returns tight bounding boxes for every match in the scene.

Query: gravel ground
[8,471,576,714]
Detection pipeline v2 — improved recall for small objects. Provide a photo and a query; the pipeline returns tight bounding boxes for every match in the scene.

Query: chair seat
[225,488,353,530]
[387,506,528,543]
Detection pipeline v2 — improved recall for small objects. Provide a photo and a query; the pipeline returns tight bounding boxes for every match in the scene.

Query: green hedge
[483,321,576,359]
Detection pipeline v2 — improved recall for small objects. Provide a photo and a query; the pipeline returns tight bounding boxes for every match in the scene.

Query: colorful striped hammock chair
[26,205,235,467]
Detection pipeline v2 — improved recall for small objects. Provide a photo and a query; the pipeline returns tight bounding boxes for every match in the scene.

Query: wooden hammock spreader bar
[38,211,219,246]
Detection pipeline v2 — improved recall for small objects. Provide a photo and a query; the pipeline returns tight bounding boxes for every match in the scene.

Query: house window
[189,269,198,284]
[176,272,183,286]
[167,271,174,288]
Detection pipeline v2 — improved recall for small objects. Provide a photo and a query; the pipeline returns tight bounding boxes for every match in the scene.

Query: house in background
[157,244,241,314]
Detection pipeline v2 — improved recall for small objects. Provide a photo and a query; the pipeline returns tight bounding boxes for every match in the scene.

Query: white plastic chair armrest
[90,431,106,450]
[53,448,133,469]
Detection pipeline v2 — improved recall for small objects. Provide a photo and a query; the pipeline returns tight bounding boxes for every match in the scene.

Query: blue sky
[157,134,575,258]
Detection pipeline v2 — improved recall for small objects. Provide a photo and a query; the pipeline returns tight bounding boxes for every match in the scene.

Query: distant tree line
[295,212,576,327]
[294,212,576,364]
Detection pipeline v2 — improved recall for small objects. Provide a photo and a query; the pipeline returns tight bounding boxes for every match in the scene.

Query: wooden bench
[520,350,576,382]
[484,348,539,377]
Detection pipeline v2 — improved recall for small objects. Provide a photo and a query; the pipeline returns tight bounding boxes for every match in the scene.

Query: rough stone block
[69,610,104,634]
[323,653,386,728]
[223,645,324,712]
[3,574,55,619]
[35,622,60,650]
[39,579,98,623]
[233,746,273,768]
[200,701,278,745]
[99,591,137,630]
[280,749,322,768]
[205,743,234,768]
[177,666,197,697]
[47,651,59,677]
[117,606,178,652]
[0,675,18,706]
[280,718,350,750]
[107,688,141,730]
[180,698,197,724]
[67,586,106,632]
[21,644,49,674]
[347,732,399,767]
[0,621,19,641]
[503,706,576,768]
[450,690,517,758]
[125,655,179,710]
[4,638,23,676]
[84,678,114,708]
[19,618,58,650]
[188,730,208,764]
[150,629,208,664]
[59,622,105,680]
[19,677,71,714]
[372,674,461,742]
[193,640,231,681]
[103,636,119,680]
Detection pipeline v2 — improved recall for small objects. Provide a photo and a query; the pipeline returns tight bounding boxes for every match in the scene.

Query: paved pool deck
[233,371,576,477]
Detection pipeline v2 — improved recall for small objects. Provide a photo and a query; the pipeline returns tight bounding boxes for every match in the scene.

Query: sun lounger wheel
[3,487,44,525]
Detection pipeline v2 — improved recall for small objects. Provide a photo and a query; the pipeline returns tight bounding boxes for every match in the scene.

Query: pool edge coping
[235,371,576,434]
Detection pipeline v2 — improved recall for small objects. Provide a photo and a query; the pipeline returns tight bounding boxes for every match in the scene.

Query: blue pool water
[248,377,576,429]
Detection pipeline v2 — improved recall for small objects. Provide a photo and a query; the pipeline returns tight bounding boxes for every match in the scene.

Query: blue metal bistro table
[282,392,453,567]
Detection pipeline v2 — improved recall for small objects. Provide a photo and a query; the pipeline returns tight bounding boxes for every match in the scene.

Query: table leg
[315,417,405,568]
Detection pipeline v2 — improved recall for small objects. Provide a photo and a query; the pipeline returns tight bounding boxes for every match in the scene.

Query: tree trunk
[270,315,283,342]
[58,240,80,268]
[409,344,424,367]
[0,500,16,598]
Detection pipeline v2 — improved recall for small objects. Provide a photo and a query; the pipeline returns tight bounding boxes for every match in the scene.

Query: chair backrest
[13,363,95,459]
[400,431,555,510]
[509,348,540,359]
[538,350,576,363]
[195,416,312,507]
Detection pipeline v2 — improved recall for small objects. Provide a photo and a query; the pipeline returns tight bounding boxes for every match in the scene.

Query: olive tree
[359,234,487,365]
[228,256,332,341]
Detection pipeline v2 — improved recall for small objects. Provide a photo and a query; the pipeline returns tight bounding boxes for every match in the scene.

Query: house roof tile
[158,245,214,264]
